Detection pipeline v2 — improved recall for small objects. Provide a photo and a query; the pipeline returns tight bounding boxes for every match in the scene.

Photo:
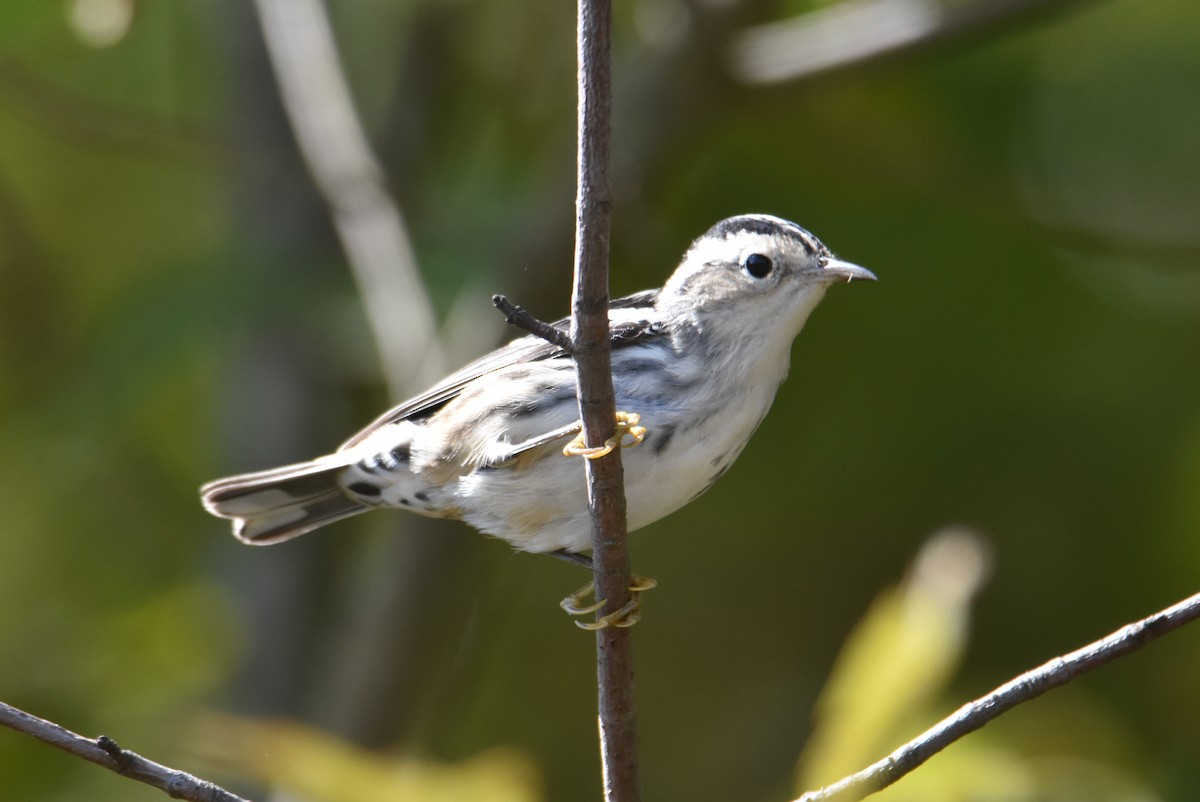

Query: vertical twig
[571,2,642,801]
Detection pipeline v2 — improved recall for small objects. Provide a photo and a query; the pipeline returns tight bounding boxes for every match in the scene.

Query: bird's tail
[201,456,369,545]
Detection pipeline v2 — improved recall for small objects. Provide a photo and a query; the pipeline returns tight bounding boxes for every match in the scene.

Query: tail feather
[201,457,369,545]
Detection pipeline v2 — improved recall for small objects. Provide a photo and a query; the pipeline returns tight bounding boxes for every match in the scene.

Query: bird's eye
[743,253,772,279]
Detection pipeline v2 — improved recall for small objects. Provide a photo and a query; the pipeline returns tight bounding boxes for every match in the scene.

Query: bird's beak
[818,257,876,283]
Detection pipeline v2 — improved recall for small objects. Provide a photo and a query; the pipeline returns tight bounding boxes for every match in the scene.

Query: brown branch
[571,1,642,801]
[0,700,250,802]
[492,294,574,352]
[795,589,1200,802]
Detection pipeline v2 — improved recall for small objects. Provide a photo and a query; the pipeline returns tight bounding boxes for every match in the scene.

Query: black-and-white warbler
[201,214,874,560]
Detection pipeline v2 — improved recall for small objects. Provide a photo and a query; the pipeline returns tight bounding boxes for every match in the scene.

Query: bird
[201,214,874,568]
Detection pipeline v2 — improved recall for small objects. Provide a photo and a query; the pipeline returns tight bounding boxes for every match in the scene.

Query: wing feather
[339,289,663,450]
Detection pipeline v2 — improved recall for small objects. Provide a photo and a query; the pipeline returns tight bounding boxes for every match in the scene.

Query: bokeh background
[2,1,1199,800]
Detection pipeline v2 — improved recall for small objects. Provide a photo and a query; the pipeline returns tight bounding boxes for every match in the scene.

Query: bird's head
[656,214,875,375]
[660,214,875,320]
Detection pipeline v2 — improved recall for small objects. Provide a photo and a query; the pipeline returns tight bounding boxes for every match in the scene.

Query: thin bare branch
[252,0,446,395]
[571,1,642,801]
[795,589,1200,802]
[492,294,574,352]
[0,701,250,802]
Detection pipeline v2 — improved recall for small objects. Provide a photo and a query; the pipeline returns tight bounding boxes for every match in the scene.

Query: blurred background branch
[731,0,1092,84]
[252,0,445,397]
[241,0,496,760]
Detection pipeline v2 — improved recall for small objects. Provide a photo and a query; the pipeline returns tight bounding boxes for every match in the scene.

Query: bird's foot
[560,575,658,630]
[562,411,647,459]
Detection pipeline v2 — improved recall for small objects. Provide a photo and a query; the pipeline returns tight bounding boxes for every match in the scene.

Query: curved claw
[563,411,647,459]
[628,575,657,593]
[560,581,605,616]
[560,574,657,630]
[575,596,642,630]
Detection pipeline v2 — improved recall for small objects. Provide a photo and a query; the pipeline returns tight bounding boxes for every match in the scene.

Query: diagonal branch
[0,700,250,802]
[731,0,1090,85]
[795,589,1200,802]
[492,294,574,352]
[252,0,446,396]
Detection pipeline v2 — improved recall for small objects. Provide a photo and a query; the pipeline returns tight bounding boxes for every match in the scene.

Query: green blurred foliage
[798,529,1160,802]
[191,713,541,802]
[1,1,1199,801]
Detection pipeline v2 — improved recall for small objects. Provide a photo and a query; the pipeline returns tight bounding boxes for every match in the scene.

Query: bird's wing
[338,289,664,450]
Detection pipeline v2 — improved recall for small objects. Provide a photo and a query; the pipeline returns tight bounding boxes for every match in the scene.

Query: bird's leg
[547,550,657,629]
[550,407,652,628]
[549,550,605,615]
[562,411,647,459]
